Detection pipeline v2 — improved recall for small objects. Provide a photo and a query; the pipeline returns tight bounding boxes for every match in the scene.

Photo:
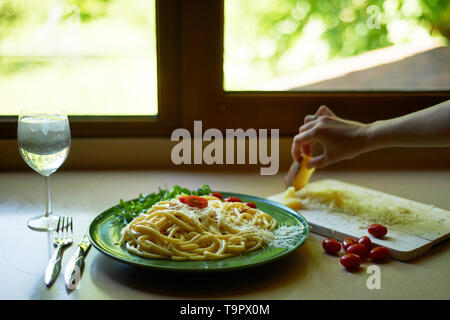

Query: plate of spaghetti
[89,186,309,272]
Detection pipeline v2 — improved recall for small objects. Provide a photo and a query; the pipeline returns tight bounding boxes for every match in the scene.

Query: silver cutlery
[64,229,91,290]
[45,216,73,287]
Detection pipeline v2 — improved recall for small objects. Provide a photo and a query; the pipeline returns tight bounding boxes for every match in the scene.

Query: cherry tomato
[340,253,362,271]
[322,238,341,255]
[347,243,367,259]
[358,236,372,253]
[179,195,208,209]
[368,224,388,238]
[343,237,357,251]
[369,246,390,262]
[245,202,257,209]
[225,196,242,203]
[210,192,223,200]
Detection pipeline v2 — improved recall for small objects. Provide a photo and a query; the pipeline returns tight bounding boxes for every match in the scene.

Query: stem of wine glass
[45,175,52,218]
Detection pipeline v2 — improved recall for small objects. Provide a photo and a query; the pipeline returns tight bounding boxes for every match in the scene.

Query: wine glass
[17,107,71,231]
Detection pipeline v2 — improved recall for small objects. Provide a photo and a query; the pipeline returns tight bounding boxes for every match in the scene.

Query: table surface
[0,170,449,300]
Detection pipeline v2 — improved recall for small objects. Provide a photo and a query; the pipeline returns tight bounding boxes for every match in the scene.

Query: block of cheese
[285,155,315,190]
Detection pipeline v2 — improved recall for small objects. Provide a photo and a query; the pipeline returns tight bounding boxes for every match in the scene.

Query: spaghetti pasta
[120,195,277,260]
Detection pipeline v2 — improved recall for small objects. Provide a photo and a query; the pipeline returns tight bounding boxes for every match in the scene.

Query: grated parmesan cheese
[281,180,450,235]
[269,224,305,248]
[295,180,425,226]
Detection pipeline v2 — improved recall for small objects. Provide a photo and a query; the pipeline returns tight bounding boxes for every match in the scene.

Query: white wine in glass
[17,107,71,231]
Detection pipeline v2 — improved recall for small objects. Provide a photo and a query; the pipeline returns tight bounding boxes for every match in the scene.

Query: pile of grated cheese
[281,180,445,227]
[269,224,305,249]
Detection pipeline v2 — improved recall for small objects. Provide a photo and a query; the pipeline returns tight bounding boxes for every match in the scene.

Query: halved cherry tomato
[347,243,367,259]
[358,236,372,253]
[322,238,341,255]
[368,224,388,238]
[225,196,242,203]
[239,207,248,213]
[245,202,257,209]
[343,237,357,251]
[210,192,223,200]
[340,253,362,271]
[369,246,390,262]
[179,195,208,209]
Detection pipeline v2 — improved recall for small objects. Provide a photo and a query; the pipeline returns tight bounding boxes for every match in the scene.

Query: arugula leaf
[112,184,212,227]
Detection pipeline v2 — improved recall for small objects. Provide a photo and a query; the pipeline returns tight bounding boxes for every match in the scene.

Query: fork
[45,216,73,287]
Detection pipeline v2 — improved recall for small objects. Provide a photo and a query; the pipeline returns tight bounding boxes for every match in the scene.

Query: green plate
[88,192,310,272]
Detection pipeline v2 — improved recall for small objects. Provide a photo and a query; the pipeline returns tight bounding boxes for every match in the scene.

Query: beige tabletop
[0,170,449,300]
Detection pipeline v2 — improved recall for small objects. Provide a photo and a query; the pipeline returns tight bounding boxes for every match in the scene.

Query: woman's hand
[291,100,450,169]
[291,105,370,168]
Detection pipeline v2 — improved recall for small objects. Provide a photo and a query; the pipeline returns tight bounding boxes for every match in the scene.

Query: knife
[63,231,91,290]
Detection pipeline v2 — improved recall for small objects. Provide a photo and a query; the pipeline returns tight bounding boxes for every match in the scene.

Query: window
[0,0,158,116]
[223,0,450,92]
[179,0,449,138]
[0,0,180,138]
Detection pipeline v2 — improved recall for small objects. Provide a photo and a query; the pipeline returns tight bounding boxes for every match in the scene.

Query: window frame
[0,0,181,139]
[180,0,450,136]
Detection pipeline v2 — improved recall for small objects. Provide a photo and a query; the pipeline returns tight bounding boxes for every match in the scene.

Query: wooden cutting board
[268,179,450,261]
